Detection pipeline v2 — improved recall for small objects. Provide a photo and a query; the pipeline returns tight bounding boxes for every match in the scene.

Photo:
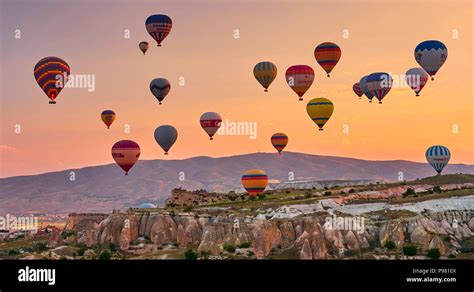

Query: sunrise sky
[0,0,473,177]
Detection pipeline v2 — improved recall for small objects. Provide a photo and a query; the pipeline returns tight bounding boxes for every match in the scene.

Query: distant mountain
[1,152,473,215]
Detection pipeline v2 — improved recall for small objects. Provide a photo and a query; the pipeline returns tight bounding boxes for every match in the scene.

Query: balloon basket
[264,89,268,92]
[327,74,330,77]
[49,101,56,104]
[210,137,213,140]
[319,128,323,131]
[164,152,168,155]
[299,98,303,101]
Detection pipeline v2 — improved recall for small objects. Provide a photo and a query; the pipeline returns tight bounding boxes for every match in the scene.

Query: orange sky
[0,0,473,177]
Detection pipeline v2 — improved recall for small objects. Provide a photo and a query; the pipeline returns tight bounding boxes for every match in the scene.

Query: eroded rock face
[79,210,473,258]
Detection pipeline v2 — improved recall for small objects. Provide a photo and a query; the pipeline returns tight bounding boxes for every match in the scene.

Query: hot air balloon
[366,72,392,104]
[145,14,172,47]
[415,40,447,80]
[150,78,170,105]
[359,76,374,102]
[154,125,178,154]
[253,62,277,92]
[34,56,70,104]
[111,140,140,175]
[101,110,116,129]
[241,169,268,197]
[306,98,334,131]
[285,65,315,101]
[314,42,341,77]
[139,41,149,55]
[271,133,288,154]
[352,83,363,99]
[426,145,450,175]
[200,112,222,140]
[405,68,429,96]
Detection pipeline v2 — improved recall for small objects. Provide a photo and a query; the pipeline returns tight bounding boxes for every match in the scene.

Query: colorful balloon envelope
[306,98,334,131]
[154,125,178,154]
[414,40,447,80]
[405,68,429,96]
[314,42,341,77]
[101,110,116,129]
[359,76,374,102]
[426,145,450,175]
[145,14,172,47]
[34,56,70,104]
[253,61,277,92]
[139,41,149,55]
[150,78,170,105]
[271,133,288,154]
[366,72,392,104]
[352,83,363,98]
[241,169,268,197]
[111,140,140,175]
[200,112,222,140]
[285,65,315,101]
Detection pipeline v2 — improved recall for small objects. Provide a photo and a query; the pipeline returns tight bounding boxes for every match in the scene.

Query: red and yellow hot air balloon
[101,110,116,129]
[314,42,341,77]
[112,140,140,175]
[285,65,315,101]
[241,169,268,197]
[306,98,334,131]
[34,56,70,104]
[271,133,288,154]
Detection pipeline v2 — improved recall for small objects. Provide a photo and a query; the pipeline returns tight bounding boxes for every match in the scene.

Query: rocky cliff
[65,210,474,259]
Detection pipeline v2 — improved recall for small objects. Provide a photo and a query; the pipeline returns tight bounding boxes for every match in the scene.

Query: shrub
[109,243,117,253]
[384,241,396,250]
[184,205,193,212]
[61,230,77,239]
[199,251,211,258]
[238,242,251,248]
[257,194,266,200]
[402,188,416,197]
[223,244,236,253]
[33,242,48,253]
[247,251,254,257]
[340,191,346,195]
[184,249,198,260]
[98,250,111,260]
[77,246,86,257]
[323,191,332,196]
[348,189,355,193]
[427,248,441,259]
[403,245,417,256]
[433,186,442,193]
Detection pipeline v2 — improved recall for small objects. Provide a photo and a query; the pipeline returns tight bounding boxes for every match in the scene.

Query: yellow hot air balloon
[306,98,334,131]
[253,62,277,92]
[241,169,268,197]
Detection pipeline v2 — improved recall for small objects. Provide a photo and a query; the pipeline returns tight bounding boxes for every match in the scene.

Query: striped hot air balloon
[154,125,178,154]
[253,62,277,92]
[405,68,429,96]
[241,169,269,197]
[101,110,116,129]
[34,56,70,104]
[306,98,334,131]
[314,42,341,77]
[200,112,222,140]
[415,40,447,80]
[111,140,140,175]
[352,83,363,98]
[366,72,392,104]
[426,145,450,175]
[271,133,288,154]
[285,65,315,101]
[145,15,172,47]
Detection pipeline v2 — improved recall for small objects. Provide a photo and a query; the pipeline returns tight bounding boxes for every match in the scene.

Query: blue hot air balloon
[414,40,447,80]
[366,72,393,104]
[154,125,178,154]
[359,76,374,102]
[145,15,173,47]
[425,145,451,175]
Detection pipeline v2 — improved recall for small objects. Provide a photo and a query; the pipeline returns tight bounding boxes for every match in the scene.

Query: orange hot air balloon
[111,140,140,175]
[241,169,268,197]
[314,42,341,77]
[271,133,288,154]
[101,110,116,129]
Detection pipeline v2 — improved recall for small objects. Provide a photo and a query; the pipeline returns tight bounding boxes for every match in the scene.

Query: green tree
[402,188,416,197]
[427,248,441,259]
[223,243,236,253]
[402,245,417,256]
[384,240,396,250]
[184,249,198,260]
[98,250,111,260]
